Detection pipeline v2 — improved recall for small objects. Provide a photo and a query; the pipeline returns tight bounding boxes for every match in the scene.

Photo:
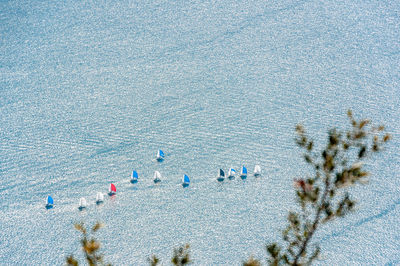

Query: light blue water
[1,0,399,264]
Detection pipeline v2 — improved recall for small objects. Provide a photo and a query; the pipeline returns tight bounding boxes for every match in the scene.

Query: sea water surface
[1,0,399,265]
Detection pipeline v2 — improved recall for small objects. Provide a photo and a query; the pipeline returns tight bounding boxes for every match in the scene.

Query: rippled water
[1,0,399,264]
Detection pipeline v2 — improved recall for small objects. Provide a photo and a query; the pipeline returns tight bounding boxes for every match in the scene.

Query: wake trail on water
[131,0,310,63]
[321,198,400,243]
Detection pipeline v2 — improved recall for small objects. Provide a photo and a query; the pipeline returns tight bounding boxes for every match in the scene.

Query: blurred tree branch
[266,110,390,265]
[66,222,111,266]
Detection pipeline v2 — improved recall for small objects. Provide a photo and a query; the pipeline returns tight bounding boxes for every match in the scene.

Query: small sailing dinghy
[46,196,54,209]
[96,192,104,204]
[153,171,162,183]
[78,197,87,210]
[182,174,190,188]
[240,165,247,179]
[227,168,236,180]
[108,183,116,196]
[217,169,225,182]
[131,170,139,183]
[254,165,261,176]
[156,150,165,161]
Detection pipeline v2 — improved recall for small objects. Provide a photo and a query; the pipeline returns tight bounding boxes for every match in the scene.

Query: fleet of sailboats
[45,149,264,210]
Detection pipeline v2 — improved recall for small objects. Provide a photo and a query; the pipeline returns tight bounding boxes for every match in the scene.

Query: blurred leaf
[171,244,191,266]
[358,146,366,158]
[148,255,160,266]
[243,256,261,266]
[66,255,78,266]
[92,222,103,233]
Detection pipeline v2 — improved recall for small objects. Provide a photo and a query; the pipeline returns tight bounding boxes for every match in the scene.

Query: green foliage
[66,222,111,266]
[267,110,390,265]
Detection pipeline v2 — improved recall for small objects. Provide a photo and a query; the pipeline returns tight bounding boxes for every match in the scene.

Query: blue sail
[157,149,165,161]
[182,174,190,187]
[132,170,138,179]
[242,166,247,174]
[46,196,54,208]
[240,166,247,180]
[47,196,54,205]
[217,168,225,182]
[183,174,190,183]
[131,170,138,183]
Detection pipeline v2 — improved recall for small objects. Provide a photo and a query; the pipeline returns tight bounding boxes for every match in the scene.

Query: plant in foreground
[65,111,390,266]
[264,110,390,265]
[147,244,191,266]
[66,222,110,266]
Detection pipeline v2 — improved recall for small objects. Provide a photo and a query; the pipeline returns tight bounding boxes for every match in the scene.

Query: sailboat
[217,169,225,182]
[227,168,236,180]
[108,183,116,196]
[153,170,162,183]
[254,165,261,176]
[131,170,139,183]
[182,174,190,188]
[45,196,54,209]
[78,197,87,210]
[240,165,247,179]
[156,150,165,161]
[96,192,104,204]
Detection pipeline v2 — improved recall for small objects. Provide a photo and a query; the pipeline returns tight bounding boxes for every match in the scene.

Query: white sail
[254,165,261,176]
[96,192,104,203]
[228,168,236,178]
[154,171,161,179]
[154,170,162,183]
[156,150,165,161]
[79,197,87,209]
